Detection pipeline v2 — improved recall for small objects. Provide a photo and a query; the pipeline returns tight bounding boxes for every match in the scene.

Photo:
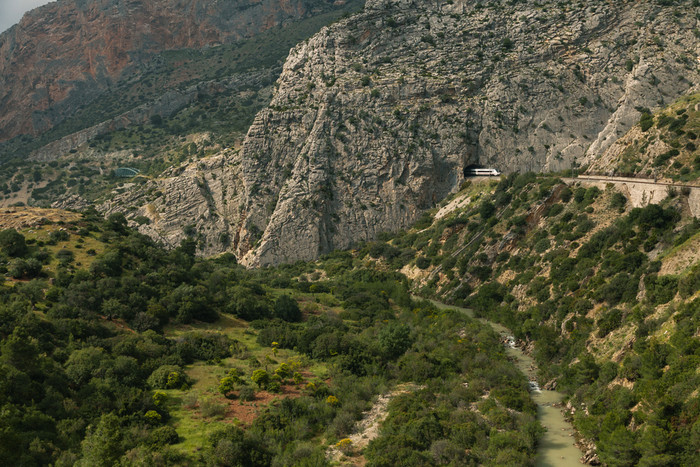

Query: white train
[465,167,501,177]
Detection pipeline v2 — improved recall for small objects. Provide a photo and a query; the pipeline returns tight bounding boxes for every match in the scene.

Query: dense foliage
[0,210,539,465]
[383,173,700,465]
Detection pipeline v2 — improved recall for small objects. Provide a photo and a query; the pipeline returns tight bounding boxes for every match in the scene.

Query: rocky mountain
[98,0,700,266]
[0,0,351,144]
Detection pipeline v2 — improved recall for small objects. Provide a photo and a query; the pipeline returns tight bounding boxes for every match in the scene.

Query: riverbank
[419,297,586,466]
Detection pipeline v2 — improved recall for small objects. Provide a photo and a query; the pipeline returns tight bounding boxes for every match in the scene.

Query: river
[423,298,584,466]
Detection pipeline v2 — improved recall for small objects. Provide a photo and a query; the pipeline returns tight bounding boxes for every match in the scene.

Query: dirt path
[326,383,421,465]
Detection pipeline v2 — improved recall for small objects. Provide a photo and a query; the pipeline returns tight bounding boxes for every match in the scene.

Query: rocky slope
[100,0,700,265]
[587,91,700,180]
[0,0,347,143]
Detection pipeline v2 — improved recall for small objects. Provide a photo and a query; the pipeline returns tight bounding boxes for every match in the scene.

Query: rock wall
[104,0,700,265]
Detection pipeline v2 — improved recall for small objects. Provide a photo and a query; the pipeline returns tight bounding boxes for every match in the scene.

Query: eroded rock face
[0,0,334,141]
[103,0,700,265]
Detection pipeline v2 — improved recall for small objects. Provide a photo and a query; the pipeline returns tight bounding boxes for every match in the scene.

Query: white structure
[465,168,501,176]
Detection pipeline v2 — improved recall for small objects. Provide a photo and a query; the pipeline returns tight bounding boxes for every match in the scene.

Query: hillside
[588,92,700,182]
[364,165,699,463]
[0,209,541,466]
[0,0,356,146]
[89,0,700,266]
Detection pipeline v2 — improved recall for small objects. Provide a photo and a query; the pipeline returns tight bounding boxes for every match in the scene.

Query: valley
[0,0,699,465]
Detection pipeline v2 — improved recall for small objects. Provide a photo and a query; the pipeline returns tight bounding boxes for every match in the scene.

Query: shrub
[49,230,70,243]
[326,395,340,407]
[416,256,431,269]
[200,398,227,419]
[148,426,179,446]
[545,203,564,217]
[147,365,191,389]
[609,192,627,212]
[644,274,678,305]
[639,112,654,132]
[479,201,496,219]
[679,265,700,298]
[239,386,256,401]
[597,308,624,337]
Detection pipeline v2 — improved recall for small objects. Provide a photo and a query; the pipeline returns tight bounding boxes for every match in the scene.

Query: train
[465,167,501,177]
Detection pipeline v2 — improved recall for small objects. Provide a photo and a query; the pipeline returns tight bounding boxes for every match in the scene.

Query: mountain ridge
[0,0,347,143]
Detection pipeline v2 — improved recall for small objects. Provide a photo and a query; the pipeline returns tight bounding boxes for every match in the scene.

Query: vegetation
[601,93,700,180]
[373,173,699,465]
[0,206,539,465]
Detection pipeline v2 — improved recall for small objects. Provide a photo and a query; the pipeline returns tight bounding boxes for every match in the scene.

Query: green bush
[639,112,654,131]
[416,256,431,269]
[644,274,678,305]
[147,365,191,389]
[148,426,179,446]
[597,308,624,337]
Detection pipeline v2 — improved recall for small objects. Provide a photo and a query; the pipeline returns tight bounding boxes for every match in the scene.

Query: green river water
[424,298,585,466]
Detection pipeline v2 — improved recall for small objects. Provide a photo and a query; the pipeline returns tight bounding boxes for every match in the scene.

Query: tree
[219,376,237,398]
[0,229,27,257]
[8,258,42,279]
[379,323,412,360]
[105,212,128,234]
[273,295,301,322]
[208,426,271,467]
[599,426,639,467]
[77,413,125,467]
[479,201,496,220]
[251,369,270,389]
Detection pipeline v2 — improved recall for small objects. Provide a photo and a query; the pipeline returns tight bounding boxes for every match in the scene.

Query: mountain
[0,0,355,146]
[96,0,700,266]
[1,0,699,267]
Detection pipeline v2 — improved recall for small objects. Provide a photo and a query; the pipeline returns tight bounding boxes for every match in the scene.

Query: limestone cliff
[102,0,700,266]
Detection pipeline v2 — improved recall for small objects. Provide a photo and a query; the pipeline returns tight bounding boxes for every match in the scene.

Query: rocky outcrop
[100,151,246,257]
[100,0,700,265]
[0,0,344,142]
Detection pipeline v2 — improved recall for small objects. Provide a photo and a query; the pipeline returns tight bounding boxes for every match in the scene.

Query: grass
[160,303,332,452]
[161,389,231,455]
[22,227,106,275]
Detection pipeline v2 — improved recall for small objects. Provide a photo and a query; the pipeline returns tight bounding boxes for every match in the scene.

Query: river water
[423,298,584,466]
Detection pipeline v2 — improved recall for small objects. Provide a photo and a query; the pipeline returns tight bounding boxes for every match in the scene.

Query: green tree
[0,229,27,257]
[599,426,639,467]
[479,201,496,220]
[251,369,270,389]
[77,413,125,467]
[273,295,302,322]
[219,376,237,398]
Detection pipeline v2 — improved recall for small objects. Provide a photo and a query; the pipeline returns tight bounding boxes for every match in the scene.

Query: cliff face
[0,0,335,141]
[102,0,700,266]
